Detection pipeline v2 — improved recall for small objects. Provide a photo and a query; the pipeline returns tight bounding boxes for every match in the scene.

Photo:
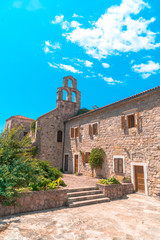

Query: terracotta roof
[6,115,34,121]
[66,85,160,122]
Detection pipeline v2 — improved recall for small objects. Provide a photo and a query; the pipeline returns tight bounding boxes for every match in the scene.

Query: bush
[0,127,65,205]
[76,108,90,116]
[89,148,105,169]
[99,176,120,185]
[30,121,36,134]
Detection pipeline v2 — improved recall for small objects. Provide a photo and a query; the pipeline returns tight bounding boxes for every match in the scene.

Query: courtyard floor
[0,194,160,240]
[63,174,99,188]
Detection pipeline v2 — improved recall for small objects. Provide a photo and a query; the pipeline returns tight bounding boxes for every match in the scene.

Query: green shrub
[30,121,36,134]
[0,127,65,205]
[99,176,120,185]
[89,148,105,169]
[76,108,90,116]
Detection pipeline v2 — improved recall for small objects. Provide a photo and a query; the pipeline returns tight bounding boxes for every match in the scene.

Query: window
[57,130,62,142]
[114,157,124,174]
[121,112,140,129]
[81,152,90,164]
[70,126,79,138]
[127,114,135,128]
[89,122,99,136]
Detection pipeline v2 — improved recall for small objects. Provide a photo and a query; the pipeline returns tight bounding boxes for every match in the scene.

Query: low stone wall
[97,183,134,199]
[0,188,68,217]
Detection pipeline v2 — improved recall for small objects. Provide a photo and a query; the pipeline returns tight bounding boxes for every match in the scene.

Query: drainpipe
[62,121,66,171]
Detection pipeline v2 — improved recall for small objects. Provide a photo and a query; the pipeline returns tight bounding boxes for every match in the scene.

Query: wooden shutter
[93,123,98,135]
[118,158,123,174]
[70,127,74,138]
[121,115,126,129]
[134,112,140,128]
[85,152,90,163]
[82,152,85,164]
[89,124,92,136]
[76,127,79,137]
[114,158,118,173]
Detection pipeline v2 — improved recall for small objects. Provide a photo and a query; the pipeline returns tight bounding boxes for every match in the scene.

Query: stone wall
[0,189,68,217]
[35,76,81,169]
[64,89,160,196]
[97,183,134,199]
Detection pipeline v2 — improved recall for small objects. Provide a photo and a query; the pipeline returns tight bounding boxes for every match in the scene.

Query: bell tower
[56,76,81,118]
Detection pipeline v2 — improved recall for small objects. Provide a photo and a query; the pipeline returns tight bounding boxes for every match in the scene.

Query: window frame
[57,130,63,142]
[113,155,125,174]
[70,126,80,139]
[127,114,135,128]
[89,121,99,137]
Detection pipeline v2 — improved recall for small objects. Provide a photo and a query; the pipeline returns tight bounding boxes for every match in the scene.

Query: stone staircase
[67,186,110,208]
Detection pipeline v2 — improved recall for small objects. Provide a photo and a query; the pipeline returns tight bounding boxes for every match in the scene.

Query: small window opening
[62,90,68,101]
[114,158,123,174]
[72,92,76,102]
[68,79,72,88]
[127,114,135,128]
[57,130,62,142]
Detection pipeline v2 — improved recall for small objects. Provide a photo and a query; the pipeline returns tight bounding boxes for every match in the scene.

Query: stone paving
[63,174,99,188]
[0,194,160,240]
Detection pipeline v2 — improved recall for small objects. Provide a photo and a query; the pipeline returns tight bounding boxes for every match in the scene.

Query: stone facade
[5,115,34,138]
[97,183,134,199]
[35,76,81,168]
[64,87,160,197]
[0,189,68,217]
[5,76,160,197]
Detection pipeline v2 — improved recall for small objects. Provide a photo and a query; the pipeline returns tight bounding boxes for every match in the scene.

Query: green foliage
[76,108,90,116]
[0,126,36,205]
[99,176,120,185]
[89,148,105,169]
[30,121,36,134]
[0,127,65,206]
[123,177,131,183]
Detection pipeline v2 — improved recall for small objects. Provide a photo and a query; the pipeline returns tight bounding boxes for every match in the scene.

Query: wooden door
[134,166,145,193]
[64,155,68,172]
[74,155,78,173]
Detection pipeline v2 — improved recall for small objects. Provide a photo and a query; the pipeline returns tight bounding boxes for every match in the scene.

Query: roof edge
[65,85,160,122]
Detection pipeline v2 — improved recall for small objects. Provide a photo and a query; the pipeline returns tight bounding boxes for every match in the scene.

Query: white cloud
[44,46,53,54]
[103,77,122,85]
[132,60,160,78]
[52,15,64,24]
[102,63,110,68]
[43,41,61,54]
[48,62,83,73]
[84,60,93,67]
[62,21,70,30]
[72,13,83,18]
[71,21,81,28]
[58,0,160,59]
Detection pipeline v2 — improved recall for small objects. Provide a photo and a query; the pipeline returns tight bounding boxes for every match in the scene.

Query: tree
[0,126,37,205]
[89,148,105,176]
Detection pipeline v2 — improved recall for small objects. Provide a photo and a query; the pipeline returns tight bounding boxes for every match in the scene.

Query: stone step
[68,197,110,208]
[68,193,106,203]
[67,186,97,193]
[67,190,102,197]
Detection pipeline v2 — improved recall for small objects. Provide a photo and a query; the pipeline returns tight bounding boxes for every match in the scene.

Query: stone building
[5,76,160,197]
[5,115,34,138]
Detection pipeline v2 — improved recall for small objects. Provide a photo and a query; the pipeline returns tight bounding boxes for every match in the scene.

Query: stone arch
[62,89,68,101]
[68,79,72,88]
[63,76,77,89]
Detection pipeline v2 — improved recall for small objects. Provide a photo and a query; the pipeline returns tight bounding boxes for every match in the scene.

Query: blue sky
[0,0,160,130]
